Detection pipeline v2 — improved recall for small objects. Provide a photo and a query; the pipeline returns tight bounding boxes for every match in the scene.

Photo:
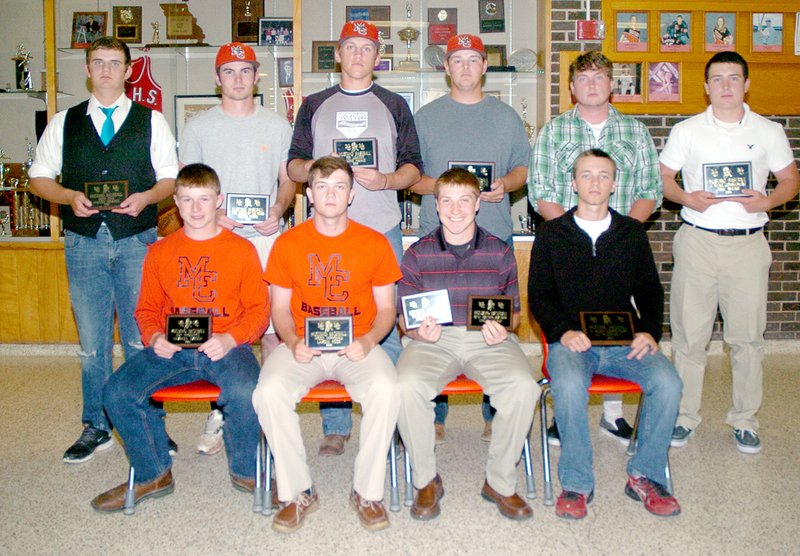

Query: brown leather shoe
[351,490,389,531]
[272,487,319,533]
[230,475,279,509]
[318,434,349,456]
[91,469,174,513]
[411,474,444,520]
[481,480,533,520]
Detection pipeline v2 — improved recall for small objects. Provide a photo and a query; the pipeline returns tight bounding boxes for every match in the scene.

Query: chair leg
[389,430,400,512]
[263,441,274,516]
[123,465,136,516]
[253,433,264,514]
[665,452,674,494]
[522,435,537,499]
[627,396,644,457]
[538,379,555,506]
[403,444,414,507]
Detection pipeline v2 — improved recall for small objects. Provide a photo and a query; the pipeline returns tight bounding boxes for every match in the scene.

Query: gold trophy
[397,3,420,70]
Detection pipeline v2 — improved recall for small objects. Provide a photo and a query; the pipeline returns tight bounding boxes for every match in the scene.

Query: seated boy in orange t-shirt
[252,156,400,533]
[92,163,269,513]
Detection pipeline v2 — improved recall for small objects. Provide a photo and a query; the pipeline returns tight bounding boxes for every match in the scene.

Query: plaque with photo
[166,314,213,347]
[428,8,457,45]
[616,12,647,52]
[402,289,453,330]
[466,295,513,330]
[84,180,128,210]
[580,311,634,346]
[333,138,378,168]
[752,13,783,53]
[226,193,270,224]
[305,316,353,351]
[448,161,494,192]
[702,162,751,198]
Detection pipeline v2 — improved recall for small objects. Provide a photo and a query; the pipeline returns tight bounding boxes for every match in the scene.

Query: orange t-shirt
[265,219,401,338]
[135,228,269,346]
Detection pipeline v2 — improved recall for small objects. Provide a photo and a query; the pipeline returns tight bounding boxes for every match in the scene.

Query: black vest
[61,100,157,240]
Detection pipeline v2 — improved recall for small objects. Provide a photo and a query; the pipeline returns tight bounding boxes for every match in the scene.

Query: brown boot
[272,487,319,533]
[351,490,389,531]
[91,469,174,513]
[318,434,349,456]
[411,474,444,520]
[480,480,533,521]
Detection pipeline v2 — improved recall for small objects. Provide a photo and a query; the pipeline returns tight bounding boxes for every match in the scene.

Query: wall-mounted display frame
[258,18,293,46]
[752,13,783,53]
[231,0,264,43]
[611,62,643,103]
[345,5,391,41]
[705,12,736,52]
[113,6,142,44]
[71,12,108,49]
[311,41,340,72]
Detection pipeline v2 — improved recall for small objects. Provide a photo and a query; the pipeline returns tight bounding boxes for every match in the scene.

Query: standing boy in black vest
[30,36,178,463]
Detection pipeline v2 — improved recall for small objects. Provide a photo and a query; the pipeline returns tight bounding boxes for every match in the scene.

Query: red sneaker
[625,475,681,517]
[555,489,593,520]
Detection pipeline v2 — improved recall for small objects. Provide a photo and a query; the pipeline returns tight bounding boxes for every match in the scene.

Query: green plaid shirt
[528,105,662,214]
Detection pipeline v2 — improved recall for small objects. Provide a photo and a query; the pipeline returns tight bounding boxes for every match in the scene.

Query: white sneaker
[197,409,224,455]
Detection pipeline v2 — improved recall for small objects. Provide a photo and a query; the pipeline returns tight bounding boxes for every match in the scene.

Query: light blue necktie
[99,106,117,146]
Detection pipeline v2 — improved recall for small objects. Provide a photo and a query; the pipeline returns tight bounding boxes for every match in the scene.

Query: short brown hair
[569,50,613,82]
[176,163,221,194]
[434,168,481,198]
[85,36,131,66]
[308,156,354,187]
[572,148,617,179]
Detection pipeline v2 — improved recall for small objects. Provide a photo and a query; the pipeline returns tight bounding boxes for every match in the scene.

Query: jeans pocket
[134,227,158,247]
[64,230,84,249]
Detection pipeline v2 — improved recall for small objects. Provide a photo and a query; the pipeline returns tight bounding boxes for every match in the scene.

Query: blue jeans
[547,343,682,493]
[320,224,403,436]
[104,345,261,483]
[65,226,155,431]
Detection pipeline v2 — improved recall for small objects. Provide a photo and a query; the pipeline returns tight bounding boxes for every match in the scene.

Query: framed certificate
[467,295,513,330]
[401,289,453,330]
[226,193,270,224]
[580,311,634,346]
[166,314,212,347]
[305,316,353,351]
[702,162,751,198]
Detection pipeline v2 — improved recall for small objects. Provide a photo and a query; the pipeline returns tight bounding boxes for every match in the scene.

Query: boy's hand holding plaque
[467,295,513,330]
[166,314,213,347]
[333,138,378,168]
[579,311,634,345]
[226,193,270,224]
[84,180,129,210]
[401,289,453,330]
[305,316,353,351]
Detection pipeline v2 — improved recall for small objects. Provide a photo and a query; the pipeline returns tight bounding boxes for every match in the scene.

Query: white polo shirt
[659,103,794,229]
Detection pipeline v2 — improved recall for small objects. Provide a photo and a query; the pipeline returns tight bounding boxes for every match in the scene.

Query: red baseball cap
[446,34,487,60]
[215,42,260,70]
[339,20,380,46]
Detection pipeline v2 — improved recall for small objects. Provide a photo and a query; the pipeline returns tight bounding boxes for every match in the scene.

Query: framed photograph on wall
[174,94,264,141]
[659,12,690,52]
[312,41,341,72]
[345,6,391,41]
[647,62,680,102]
[277,58,294,88]
[113,6,142,44]
[612,62,642,103]
[258,18,293,46]
[72,12,108,49]
[616,12,647,52]
[485,45,507,68]
[705,12,735,52]
[752,13,783,53]
[397,91,414,112]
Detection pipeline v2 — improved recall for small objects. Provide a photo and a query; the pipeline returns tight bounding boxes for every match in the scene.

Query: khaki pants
[252,344,399,502]
[670,224,771,431]
[396,328,538,496]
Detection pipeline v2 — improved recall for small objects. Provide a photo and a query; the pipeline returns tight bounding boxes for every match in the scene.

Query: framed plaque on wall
[231,0,264,43]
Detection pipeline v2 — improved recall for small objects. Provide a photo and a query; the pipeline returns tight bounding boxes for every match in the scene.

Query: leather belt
[683,221,763,236]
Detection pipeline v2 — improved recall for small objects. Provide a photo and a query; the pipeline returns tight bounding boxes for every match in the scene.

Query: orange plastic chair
[261,380,402,516]
[123,380,267,515]
[402,374,537,507]
[538,339,673,506]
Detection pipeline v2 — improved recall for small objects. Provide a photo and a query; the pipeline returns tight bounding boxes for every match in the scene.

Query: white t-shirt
[574,213,611,245]
[659,104,794,229]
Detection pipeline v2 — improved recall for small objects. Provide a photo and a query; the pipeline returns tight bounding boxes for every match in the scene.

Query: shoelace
[356,496,381,510]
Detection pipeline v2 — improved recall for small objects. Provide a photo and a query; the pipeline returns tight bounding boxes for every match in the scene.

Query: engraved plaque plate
[580,311,635,345]
[702,161,751,198]
[448,161,495,192]
[166,314,213,347]
[226,193,270,224]
[333,138,378,168]
[427,8,457,45]
[84,180,128,210]
[402,289,453,330]
[466,295,512,330]
[305,316,353,351]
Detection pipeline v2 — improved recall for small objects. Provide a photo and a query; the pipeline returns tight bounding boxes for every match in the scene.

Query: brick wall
[547,1,800,340]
